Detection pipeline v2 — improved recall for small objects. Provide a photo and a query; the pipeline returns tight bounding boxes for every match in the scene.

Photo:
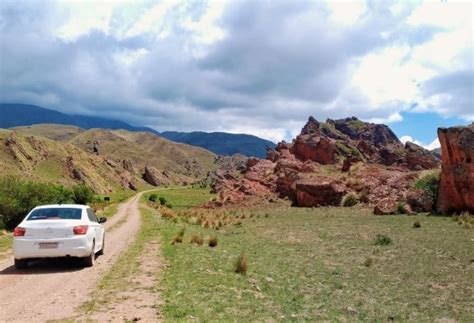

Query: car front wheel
[82,242,95,267]
[14,258,28,269]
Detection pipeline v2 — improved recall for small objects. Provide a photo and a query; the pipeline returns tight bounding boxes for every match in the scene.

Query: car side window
[87,209,98,223]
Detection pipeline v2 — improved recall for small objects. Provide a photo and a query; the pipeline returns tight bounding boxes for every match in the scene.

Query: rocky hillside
[209,116,440,212]
[3,125,218,192]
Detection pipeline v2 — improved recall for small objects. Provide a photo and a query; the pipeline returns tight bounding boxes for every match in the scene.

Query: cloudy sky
[0,0,472,148]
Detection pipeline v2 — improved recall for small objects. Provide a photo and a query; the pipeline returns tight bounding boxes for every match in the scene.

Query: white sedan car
[12,204,106,269]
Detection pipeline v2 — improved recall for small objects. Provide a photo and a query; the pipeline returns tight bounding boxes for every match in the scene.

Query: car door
[87,208,103,251]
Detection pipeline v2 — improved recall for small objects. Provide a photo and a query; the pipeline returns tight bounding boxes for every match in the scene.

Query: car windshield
[27,208,82,221]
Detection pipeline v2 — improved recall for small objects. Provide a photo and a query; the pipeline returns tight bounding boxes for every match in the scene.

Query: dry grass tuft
[208,236,218,248]
[413,221,421,228]
[190,234,204,245]
[171,235,183,245]
[234,252,248,274]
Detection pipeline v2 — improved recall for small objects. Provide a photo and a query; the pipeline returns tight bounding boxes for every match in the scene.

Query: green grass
[154,200,474,321]
[0,235,12,259]
[143,187,215,209]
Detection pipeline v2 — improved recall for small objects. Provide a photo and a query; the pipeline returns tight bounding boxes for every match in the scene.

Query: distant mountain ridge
[160,131,275,159]
[0,103,275,158]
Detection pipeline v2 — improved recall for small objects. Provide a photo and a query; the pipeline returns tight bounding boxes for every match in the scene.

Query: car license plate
[39,242,58,249]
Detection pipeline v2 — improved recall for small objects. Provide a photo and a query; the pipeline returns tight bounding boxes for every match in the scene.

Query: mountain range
[0,103,275,158]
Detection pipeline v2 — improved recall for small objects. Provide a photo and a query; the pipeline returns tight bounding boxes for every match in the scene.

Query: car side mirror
[98,217,107,223]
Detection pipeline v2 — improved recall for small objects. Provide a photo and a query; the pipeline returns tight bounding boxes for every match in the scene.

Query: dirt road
[0,192,145,322]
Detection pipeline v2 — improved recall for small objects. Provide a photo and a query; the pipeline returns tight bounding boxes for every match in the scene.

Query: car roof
[33,204,89,210]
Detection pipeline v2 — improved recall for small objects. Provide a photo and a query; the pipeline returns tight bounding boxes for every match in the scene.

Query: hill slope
[1,103,275,157]
[160,131,276,158]
[5,125,217,192]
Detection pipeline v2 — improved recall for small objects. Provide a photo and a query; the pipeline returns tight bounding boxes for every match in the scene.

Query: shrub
[358,190,370,203]
[234,252,248,274]
[190,234,203,245]
[159,197,167,206]
[396,202,408,215]
[414,172,440,209]
[413,221,421,228]
[72,185,95,205]
[148,194,158,202]
[165,203,173,209]
[342,194,358,207]
[374,234,392,246]
[0,177,86,229]
[208,236,218,247]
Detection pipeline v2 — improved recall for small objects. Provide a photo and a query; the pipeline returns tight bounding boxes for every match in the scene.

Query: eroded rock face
[295,177,347,207]
[405,142,440,170]
[437,125,474,214]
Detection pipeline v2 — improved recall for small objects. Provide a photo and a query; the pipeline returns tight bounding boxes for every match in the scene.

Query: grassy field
[150,189,474,322]
[143,187,214,209]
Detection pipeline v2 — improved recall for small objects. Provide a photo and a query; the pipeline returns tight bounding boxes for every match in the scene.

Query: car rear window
[27,208,82,221]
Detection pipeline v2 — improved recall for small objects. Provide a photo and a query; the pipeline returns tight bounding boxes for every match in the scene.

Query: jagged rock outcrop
[437,124,474,214]
[404,142,440,170]
[210,116,439,208]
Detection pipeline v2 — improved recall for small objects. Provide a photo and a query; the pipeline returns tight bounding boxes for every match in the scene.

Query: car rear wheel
[97,235,105,256]
[14,258,28,269]
[82,242,95,267]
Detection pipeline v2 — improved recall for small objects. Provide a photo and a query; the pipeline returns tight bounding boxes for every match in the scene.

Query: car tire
[97,235,105,256]
[82,242,95,267]
[14,258,28,269]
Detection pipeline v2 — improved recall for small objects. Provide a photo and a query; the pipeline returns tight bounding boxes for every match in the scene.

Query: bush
[414,172,440,209]
[72,185,95,204]
[0,177,93,230]
[342,194,358,207]
[234,252,248,274]
[149,194,158,202]
[413,221,421,228]
[159,197,167,206]
[374,234,392,246]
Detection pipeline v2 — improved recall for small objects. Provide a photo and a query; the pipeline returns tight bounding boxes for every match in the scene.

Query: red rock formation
[437,124,474,214]
[404,142,440,170]
[294,176,347,207]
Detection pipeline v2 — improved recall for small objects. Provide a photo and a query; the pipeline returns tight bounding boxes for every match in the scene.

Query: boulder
[407,189,433,213]
[294,176,347,207]
[437,125,474,214]
[143,166,171,187]
[374,198,398,215]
